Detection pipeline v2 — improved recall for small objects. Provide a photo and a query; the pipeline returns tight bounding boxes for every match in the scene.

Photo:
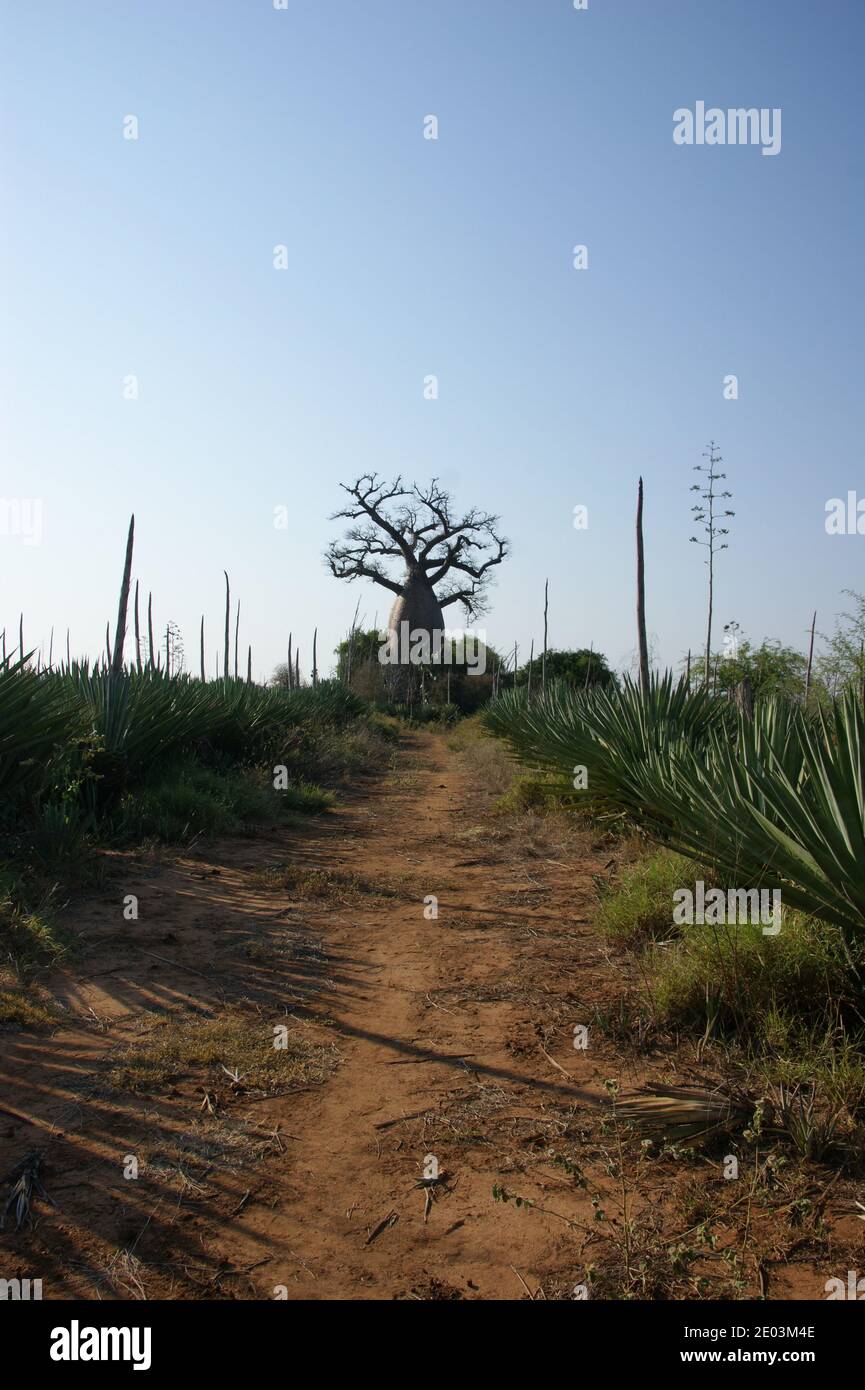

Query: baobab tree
[325,475,508,648]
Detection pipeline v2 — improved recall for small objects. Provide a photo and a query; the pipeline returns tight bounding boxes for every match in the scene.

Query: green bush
[113,760,337,844]
[646,909,853,1042]
[486,677,865,951]
[117,767,237,841]
[493,773,569,816]
[277,780,335,816]
[0,664,373,831]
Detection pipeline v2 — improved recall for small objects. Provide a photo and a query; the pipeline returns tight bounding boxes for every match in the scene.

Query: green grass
[0,869,69,1030]
[0,869,69,977]
[593,848,856,1041]
[278,779,335,815]
[493,772,572,816]
[646,908,854,1043]
[594,847,865,1144]
[445,714,487,753]
[112,762,334,844]
[595,849,707,947]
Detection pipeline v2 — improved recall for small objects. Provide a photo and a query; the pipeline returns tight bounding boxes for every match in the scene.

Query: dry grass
[613,1084,752,1143]
[143,1111,287,1188]
[0,985,59,1032]
[248,862,401,903]
[448,718,518,797]
[106,1011,338,1095]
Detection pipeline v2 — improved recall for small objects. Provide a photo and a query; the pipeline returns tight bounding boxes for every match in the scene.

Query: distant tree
[816,590,865,698]
[518,647,615,690]
[713,637,807,701]
[325,475,509,644]
[272,661,306,690]
[333,629,385,683]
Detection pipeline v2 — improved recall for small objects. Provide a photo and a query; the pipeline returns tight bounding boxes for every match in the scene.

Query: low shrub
[646,909,854,1043]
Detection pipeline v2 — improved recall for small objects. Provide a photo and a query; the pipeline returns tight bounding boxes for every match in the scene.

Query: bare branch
[325,472,509,619]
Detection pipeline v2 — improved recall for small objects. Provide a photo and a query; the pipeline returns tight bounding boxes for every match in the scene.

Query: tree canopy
[517,647,615,689]
[325,474,509,620]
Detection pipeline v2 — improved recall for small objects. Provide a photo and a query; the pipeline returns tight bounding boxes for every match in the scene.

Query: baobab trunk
[385,567,446,695]
[387,568,446,646]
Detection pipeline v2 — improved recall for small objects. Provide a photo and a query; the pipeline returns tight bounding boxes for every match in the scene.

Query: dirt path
[2,730,616,1300]
[219,729,612,1300]
[3,729,855,1300]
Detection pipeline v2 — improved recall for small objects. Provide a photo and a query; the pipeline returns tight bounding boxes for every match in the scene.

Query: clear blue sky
[2,0,863,678]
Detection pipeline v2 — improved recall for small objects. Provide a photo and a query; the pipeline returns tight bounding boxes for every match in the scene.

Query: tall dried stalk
[223,572,230,680]
[636,478,649,696]
[542,579,549,694]
[805,610,817,703]
[690,441,734,686]
[134,581,141,670]
[345,598,361,688]
[111,514,135,675]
